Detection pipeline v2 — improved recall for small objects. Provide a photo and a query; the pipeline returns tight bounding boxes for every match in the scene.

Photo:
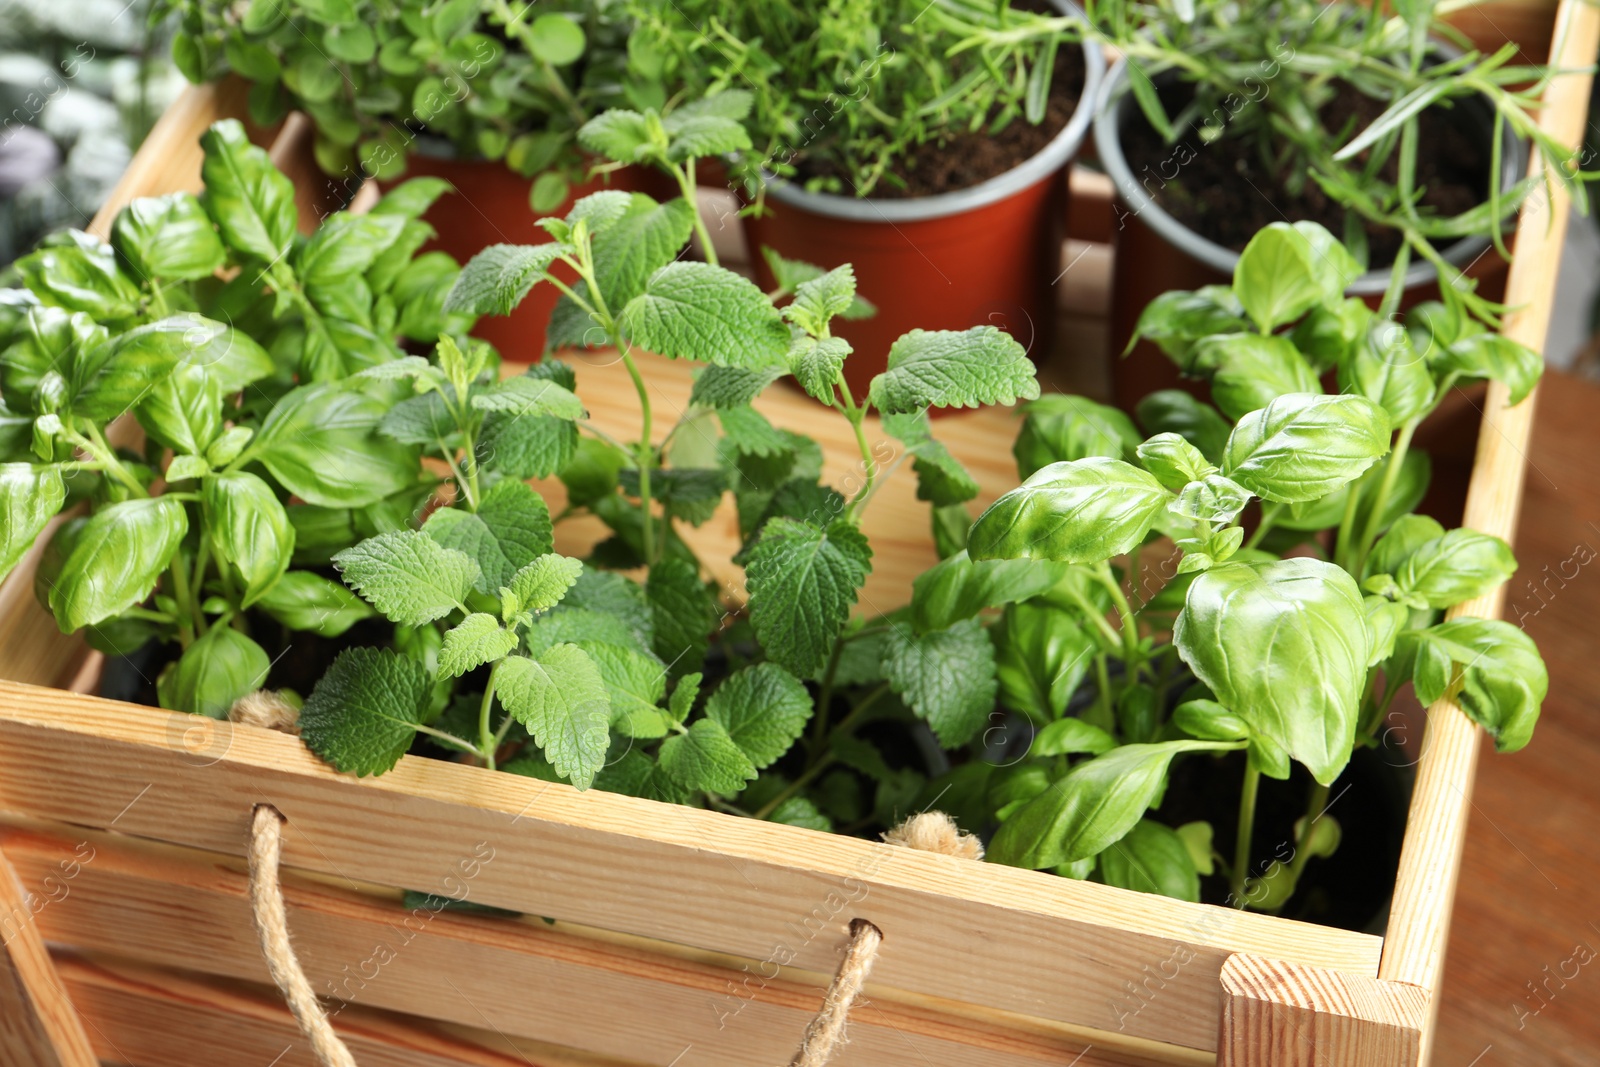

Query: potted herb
[289,112,1042,816]
[909,221,1546,920]
[0,120,475,715]
[1080,0,1580,407]
[626,0,1103,398]
[1081,0,1580,406]
[155,0,655,358]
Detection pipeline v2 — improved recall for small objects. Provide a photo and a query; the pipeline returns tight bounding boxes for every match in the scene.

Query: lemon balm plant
[913,222,1547,913]
[0,120,473,716]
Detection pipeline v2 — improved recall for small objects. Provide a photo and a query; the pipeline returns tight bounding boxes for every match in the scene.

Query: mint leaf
[301,647,431,776]
[782,264,857,336]
[705,663,811,769]
[669,671,702,723]
[867,327,1039,413]
[788,335,851,402]
[495,645,611,788]
[471,375,585,420]
[665,114,751,162]
[718,405,787,457]
[380,389,456,445]
[577,109,657,164]
[423,481,552,593]
[761,247,876,319]
[562,570,654,647]
[595,748,695,804]
[476,409,577,479]
[745,518,873,677]
[564,190,635,236]
[689,365,782,408]
[647,557,716,677]
[659,718,756,794]
[884,618,998,746]
[526,607,651,658]
[508,553,584,613]
[621,262,790,369]
[882,411,979,506]
[333,530,478,625]
[445,243,572,316]
[439,613,517,678]
[590,196,696,312]
[579,641,668,737]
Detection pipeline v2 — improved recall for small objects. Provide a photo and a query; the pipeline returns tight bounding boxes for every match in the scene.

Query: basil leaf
[1393,528,1517,609]
[249,383,421,507]
[1337,324,1434,425]
[1222,393,1390,503]
[1365,514,1446,579]
[968,457,1169,563]
[2,307,106,413]
[256,570,375,637]
[1434,333,1542,406]
[49,496,188,631]
[69,316,222,420]
[1012,394,1141,478]
[295,214,407,287]
[1193,333,1320,421]
[1175,558,1368,784]
[0,463,65,583]
[200,119,297,265]
[136,362,221,456]
[910,550,1072,634]
[204,471,294,607]
[1413,618,1546,752]
[1129,285,1250,366]
[1233,222,1359,333]
[988,740,1228,868]
[1135,390,1232,463]
[157,625,271,718]
[993,601,1097,721]
[14,241,141,321]
[111,193,226,281]
[1098,819,1201,902]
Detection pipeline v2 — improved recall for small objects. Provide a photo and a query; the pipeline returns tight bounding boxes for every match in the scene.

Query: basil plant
[0,120,476,716]
[912,221,1547,911]
[157,0,653,209]
[295,95,1044,841]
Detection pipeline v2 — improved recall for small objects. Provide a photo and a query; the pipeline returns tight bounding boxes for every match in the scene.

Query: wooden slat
[52,953,623,1067]
[0,683,1380,1054]
[1378,0,1600,1039]
[1,820,1205,1067]
[1217,954,1427,1067]
[0,846,96,1066]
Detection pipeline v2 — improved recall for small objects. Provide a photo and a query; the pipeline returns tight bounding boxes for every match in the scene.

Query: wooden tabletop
[1434,368,1600,1067]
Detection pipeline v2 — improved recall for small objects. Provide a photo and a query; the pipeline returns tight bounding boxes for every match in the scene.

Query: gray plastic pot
[1093,55,1528,408]
[741,1,1104,400]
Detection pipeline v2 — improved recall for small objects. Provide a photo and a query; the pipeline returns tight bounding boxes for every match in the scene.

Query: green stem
[752,753,836,820]
[1097,563,1142,675]
[810,639,847,754]
[76,423,146,498]
[478,661,504,772]
[675,160,720,268]
[167,557,196,648]
[1352,419,1419,575]
[1286,782,1332,884]
[1230,763,1262,907]
[1334,475,1363,573]
[1090,653,1116,735]
[619,350,657,565]
[1245,504,1284,551]
[413,723,486,760]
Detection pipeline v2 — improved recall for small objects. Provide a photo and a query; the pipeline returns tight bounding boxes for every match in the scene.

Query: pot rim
[1092,55,1529,295]
[756,0,1103,223]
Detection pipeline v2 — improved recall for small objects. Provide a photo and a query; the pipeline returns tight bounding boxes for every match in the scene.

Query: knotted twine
[787,812,983,1067]
[246,794,979,1067]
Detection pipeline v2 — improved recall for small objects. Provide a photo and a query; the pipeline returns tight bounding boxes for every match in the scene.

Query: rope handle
[249,805,357,1067]
[788,918,884,1067]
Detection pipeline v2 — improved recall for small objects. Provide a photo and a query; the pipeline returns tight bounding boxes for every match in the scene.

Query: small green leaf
[578,110,658,165]
[579,641,668,736]
[0,463,65,584]
[689,366,783,409]
[1135,390,1231,462]
[782,264,858,336]
[867,327,1039,414]
[1136,433,1216,491]
[1222,393,1391,504]
[1129,286,1250,366]
[157,626,271,719]
[200,120,296,265]
[496,645,612,788]
[1232,222,1358,333]
[704,663,811,769]
[1338,324,1435,425]
[301,647,432,777]
[295,214,407,286]
[788,335,852,403]
[968,458,1169,564]
[527,13,586,64]
[203,470,293,607]
[659,718,756,795]
[439,613,518,678]
[989,741,1228,868]
[1012,394,1141,479]
[1393,528,1517,609]
[112,192,226,281]
[1030,717,1115,757]
[884,619,998,747]
[333,530,478,626]
[621,262,790,370]
[1193,333,1320,421]
[1099,820,1200,902]
[745,518,872,677]
[508,554,585,613]
[50,496,187,632]
[1434,333,1542,406]
[445,243,571,316]
[1365,514,1447,579]
[256,571,375,637]
[1412,618,1546,752]
[910,550,1071,634]
[646,556,717,677]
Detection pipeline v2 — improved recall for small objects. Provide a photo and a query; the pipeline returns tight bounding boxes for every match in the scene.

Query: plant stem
[1230,763,1262,907]
[810,639,847,754]
[1352,419,1419,575]
[619,349,657,565]
[1097,562,1142,675]
[167,557,196,648]
[1245,503,1285,550]
[413,723,486,760]
[752,752,836,820]
[76,423,146,498]
[674,160,720,268]
[478,661,504,772]
[1286,781,1332,885]
[833,374,877,520]
[1090,653,1116,735]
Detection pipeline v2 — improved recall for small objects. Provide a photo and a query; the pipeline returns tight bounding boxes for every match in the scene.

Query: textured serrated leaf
[745,518,872,677]
[578,641,668,733]
[496,645,611,788]
[689,365,782,408]
[423,482,552,594]
[621,262,790,369]
[705,663,811,769]
[884,619,997,746]
[717,405,787,457]
[788,335,851,402]
[333,530,478,625]
[445,243,571,316]
[471,374,585,419]
[647,557,716,677]
[476,409,578,479]
[300,647,431,776]
[782,264,857,335]
[508,554,585,613]
[659,718,756,794]
[867,327,1039,413]
[439,613,517,678]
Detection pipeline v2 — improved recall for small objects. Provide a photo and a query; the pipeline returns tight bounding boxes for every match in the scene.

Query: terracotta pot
[1095,58,1527,411]
[741,3,1104,404]
[384,152,649,362]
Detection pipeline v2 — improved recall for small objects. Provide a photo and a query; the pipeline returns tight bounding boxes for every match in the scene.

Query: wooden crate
[0,2,1591,1061]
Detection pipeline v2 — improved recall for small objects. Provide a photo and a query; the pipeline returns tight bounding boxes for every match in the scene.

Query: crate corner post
[0,844,97,1067]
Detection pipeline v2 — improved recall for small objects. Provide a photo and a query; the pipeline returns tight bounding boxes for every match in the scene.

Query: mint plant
[0,120,474,717]
[295,97,1041,825]
[913,221,1547,911]
[156,0,651,208]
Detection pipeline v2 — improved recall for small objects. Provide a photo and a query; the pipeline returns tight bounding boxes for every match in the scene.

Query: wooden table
[1434,368,1600,1066]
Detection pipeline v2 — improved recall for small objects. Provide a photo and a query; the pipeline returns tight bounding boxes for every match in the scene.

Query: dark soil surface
[1120,80,1492,265]
[792,43,1087,199]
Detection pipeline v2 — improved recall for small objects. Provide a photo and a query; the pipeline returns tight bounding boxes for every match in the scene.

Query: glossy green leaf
[112,193,226,281]
[1393,528,1517,609]
[1098,819,1200,902]
[1337,324,1435,425]
[968,458,1169,563]
[1193,333,1320,421]
[49,496,187,631]
[203,470,294,607]
[1412,618,1546,752]
[157,625,271,718]
[249,383,420,507]
[1232,222,1359,332]
[1012,394,1141,479]
[200,120,297,265]
[0,463,65,583]
[1221,393,1390,504]
[993,601,1097,721]
[910,550,1072,634]
[255,570,375,637]
[1434,333,1542,406]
